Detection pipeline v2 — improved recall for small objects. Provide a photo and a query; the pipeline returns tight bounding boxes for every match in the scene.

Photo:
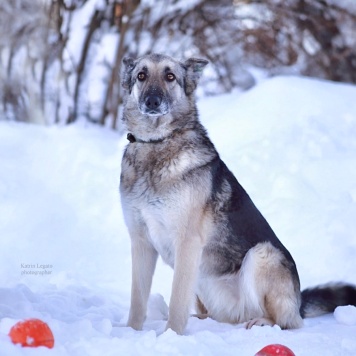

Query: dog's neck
[126,127,195,144]
[126,133,165,144]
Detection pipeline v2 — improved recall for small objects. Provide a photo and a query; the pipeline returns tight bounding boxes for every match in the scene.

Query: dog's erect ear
[121,57,136,92]
[183,58,209,95]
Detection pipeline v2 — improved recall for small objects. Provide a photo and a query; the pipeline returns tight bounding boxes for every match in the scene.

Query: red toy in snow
[255,344,295,356]
[9,318,54,348]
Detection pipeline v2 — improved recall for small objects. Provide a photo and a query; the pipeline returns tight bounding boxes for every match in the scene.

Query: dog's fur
[119,53,356,335]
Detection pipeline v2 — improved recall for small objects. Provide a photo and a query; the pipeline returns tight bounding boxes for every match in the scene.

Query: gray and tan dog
[119,53,356,335]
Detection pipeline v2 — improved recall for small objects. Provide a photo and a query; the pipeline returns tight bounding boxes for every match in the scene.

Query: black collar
[127,133,165,144]
[127,127,195,144]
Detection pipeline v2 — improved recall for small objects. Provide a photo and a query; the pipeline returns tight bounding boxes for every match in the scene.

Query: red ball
[255,344,295,356]
[9,318,54,348]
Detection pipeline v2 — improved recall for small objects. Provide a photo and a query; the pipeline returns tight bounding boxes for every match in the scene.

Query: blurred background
[1,0,356,130]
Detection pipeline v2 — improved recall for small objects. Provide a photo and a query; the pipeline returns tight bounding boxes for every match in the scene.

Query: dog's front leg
[127,235,158,331]
[166,234,202,335]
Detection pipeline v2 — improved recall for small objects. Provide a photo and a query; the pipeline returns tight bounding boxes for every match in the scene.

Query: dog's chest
[131,185,182,267]
[141,201,177,266]
[121,143,197,195]
[121,144,197,265]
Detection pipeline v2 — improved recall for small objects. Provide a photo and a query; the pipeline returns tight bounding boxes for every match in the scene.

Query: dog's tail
[300,282,356,318]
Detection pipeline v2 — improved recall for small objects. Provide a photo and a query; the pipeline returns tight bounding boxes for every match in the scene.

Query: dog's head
[121,53,208,117]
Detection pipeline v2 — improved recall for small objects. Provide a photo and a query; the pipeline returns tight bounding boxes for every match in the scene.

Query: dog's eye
[166,73,176,82]
[137,72,146,81]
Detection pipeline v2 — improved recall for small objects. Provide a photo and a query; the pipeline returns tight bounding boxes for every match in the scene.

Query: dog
[119,53,356,335]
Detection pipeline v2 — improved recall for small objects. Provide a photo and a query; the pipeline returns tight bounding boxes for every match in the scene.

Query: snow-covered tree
[1,0,355,128]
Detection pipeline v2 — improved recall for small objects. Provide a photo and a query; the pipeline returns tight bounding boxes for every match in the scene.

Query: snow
[334,306,356,326]
[1,76,356,355]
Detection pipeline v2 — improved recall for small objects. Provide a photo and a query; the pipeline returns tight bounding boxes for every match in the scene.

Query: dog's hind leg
[127,226,158,331]
[244,242,303,329]
[191,295,209,319]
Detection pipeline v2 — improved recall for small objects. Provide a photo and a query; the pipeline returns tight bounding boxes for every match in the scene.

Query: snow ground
[0,76,356,355]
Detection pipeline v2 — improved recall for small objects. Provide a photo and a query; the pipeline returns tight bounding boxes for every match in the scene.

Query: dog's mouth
[141,108,169,117]
[139,101,170,117]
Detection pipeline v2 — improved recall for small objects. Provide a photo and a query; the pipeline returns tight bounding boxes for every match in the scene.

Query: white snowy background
[0,75,356,355]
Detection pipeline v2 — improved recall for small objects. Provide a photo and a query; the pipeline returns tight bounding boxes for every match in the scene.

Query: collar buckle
[127,133,136,143]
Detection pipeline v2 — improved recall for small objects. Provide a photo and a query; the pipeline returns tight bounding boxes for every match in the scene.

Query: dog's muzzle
[140,88,169,116]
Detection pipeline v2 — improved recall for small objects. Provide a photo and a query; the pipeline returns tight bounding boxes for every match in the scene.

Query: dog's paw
[127,316,144,331]
[191,313,209,320]
[165,322,184,335]
[245,317,274,329]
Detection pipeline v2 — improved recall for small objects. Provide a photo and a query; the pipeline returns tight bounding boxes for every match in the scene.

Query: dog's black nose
[145,95,162,110]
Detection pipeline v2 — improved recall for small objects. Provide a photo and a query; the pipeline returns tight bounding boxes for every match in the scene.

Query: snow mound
[147,294,169,321]
[334,305,356,326]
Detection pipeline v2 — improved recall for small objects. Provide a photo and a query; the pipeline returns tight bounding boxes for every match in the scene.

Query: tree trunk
[100,0,140,129]
[67,9,103,124]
